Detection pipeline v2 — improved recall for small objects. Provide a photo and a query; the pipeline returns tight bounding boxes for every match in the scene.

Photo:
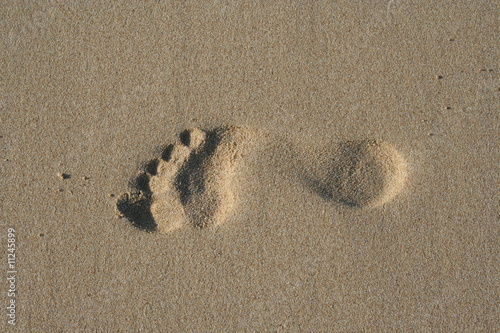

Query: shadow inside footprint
[116,192,156,231]
[116,157,166,231]
[302,176,337,202]
[175,129,221,206]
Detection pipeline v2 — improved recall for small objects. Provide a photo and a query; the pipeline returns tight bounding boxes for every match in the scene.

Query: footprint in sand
[117,126,256,233]
[305,139,408,208]
[117,127,407,233]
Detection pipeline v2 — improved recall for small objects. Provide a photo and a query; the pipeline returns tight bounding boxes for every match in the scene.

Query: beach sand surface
[1,1,498,331]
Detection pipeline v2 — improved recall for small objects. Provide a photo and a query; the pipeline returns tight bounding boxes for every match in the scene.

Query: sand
[1,1,498,332]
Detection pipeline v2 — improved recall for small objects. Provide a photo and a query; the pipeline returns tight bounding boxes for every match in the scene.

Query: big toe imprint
[311,139,407,208]
[117,126,256,233]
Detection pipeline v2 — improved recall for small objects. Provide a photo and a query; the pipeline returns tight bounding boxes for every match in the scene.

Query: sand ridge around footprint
[117,126,258,233]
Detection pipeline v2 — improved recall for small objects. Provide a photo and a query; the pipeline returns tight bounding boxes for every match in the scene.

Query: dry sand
[1,1,499,332]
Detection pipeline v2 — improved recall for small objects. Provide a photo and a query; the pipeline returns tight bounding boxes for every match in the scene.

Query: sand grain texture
[2,0,498,332]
